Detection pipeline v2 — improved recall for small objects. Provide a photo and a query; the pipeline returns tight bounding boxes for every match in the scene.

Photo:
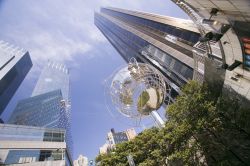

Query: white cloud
[28,32,92,63]
[0,0,188,68]
[89,27,107,42]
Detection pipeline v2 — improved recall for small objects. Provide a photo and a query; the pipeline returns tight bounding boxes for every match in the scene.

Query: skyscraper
[8,90,68,128]
[94,7,206,103]
[0,40,32,115]
[8,62,73,165]
[32,61,69,100]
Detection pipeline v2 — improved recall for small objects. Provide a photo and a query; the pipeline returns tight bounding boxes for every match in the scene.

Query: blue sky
[0,0,188,161]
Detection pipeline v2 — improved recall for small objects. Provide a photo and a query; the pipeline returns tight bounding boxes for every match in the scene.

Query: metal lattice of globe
[105,58,167,124]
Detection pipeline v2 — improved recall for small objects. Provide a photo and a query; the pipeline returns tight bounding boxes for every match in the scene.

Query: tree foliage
[96,81,250,166]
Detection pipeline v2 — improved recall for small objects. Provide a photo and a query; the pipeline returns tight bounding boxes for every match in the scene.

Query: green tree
[166,81,250,165]
[96,81,250,165]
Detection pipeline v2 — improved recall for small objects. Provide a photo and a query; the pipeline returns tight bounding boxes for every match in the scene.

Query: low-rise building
[0,124,71,165]
[73,155,88,166]
[99,128,136,154]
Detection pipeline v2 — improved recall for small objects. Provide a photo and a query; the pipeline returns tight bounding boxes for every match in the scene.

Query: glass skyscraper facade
[32,61,69,100]
[8,90,68,129]
[7,62,73,165]
[0,40,32,115]
[95,7,203,102]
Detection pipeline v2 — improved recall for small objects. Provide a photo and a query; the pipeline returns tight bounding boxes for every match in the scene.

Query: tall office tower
[0,40,32,115]
[8,62,73,165]
[0,123,68,165]
[99,128,136,154]
[94,7,203,103]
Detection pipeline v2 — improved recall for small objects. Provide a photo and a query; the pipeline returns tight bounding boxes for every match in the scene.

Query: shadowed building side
[0,40,32,115]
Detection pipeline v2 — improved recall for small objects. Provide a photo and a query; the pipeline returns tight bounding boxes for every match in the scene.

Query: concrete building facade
[0,124,70,165]
[73,155,88,166]
[171,0,250,100]
[99,128,136,154]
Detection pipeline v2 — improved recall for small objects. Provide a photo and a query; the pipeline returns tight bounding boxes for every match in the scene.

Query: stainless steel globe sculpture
[105,58,169,126]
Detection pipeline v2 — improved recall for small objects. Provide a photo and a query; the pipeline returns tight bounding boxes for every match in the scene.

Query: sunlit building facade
[0,40,32,115]
[99,128,136,154]
[7,62,73,165]
[0,124,68,165]
[32,61,70,100]
[73,155,88,166]
[99,143,109,155]
[95,7,203,103]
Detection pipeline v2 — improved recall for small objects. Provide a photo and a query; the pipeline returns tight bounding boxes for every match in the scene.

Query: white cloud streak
[0,0,187,68]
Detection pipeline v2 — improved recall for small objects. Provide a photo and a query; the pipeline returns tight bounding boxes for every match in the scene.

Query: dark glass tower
[95,7,202,102]
[8,62,72,164]
[0,40,32,115]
